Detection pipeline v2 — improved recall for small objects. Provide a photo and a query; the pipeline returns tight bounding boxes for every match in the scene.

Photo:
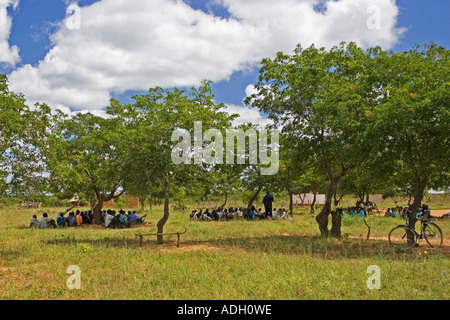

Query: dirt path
[430,209,450,217]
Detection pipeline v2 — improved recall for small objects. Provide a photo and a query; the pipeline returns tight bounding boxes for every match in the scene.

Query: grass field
[0,205,449,300]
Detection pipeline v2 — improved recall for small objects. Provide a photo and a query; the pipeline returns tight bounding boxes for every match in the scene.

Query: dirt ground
[430,209,450,217]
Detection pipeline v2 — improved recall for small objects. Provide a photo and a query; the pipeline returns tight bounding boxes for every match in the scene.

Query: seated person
[67,212,76,227]
[235,208,242,219]
[56,212,67,227]
[211,209,219,221]
[279,208,288,220]
[216,208,224,220]
[87,210,94,223]
[256,208,264,219]
[105,210,115,227]
[81,211,92,224]
[107,212,121,229]
[227,209,236,220]
[127,211,146,226]
[101,210,107,224]
[39,213,57,229]
[75,212,83,226]
[30,215,40,228]
[417,209,424,219]
[244,208,254,221]
[203,209,212,221]
[391,209,397,218]
[272,208,279,219]
[358,208,366,217]
[384,208,392,217]
[119,211,128,227]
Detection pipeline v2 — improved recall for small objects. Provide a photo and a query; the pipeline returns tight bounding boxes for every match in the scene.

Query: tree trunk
[406,176,428,245]
[410,176,428,215]
[316,178,336,237]
[221,192,228,209]
[310,192,317,214]
[288,189,293,216]
[157,173,174,244]
[365,190,370,203]
[247,185,263,208]
[333,189,345,207]
[330,210,342,238]
[139,196,146,210]
[93,197,104,225]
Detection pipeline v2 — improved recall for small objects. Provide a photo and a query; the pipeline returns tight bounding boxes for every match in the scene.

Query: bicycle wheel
[389,225,417,249]
[424,223,443,248]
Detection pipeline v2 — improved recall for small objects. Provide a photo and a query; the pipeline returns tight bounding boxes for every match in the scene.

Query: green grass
[0,206,448,300]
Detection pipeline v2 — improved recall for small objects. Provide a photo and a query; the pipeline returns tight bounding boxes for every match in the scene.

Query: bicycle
[388,210,443,250]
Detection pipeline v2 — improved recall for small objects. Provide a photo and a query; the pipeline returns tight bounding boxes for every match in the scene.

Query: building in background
[293,194,326,205]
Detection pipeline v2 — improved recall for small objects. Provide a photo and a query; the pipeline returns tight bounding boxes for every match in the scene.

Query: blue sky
[0,0,448,120]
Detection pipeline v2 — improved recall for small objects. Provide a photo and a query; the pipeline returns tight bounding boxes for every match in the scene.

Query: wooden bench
[135,228,187,247]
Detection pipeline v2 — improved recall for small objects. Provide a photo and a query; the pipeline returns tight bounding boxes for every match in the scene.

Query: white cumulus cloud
[8,0,405,113]
[0,0,20,66]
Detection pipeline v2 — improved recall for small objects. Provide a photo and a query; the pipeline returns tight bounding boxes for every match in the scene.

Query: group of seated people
[102,209,147,229]
[30,210,90,229]
[384,204,431,219]
[338,207,368,217]
[190,206,289,221]
[30,209,146,229]
[30,213,58,229]
[384,207,401,218]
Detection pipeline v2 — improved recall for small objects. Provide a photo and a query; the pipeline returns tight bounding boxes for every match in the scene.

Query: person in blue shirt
[127,211,147,226]
[358,208,366,218]
[244,208,255,221]
[57,212,67,227]
[391,209,397,218]
[119,211,128,226]
[67,212,76,227]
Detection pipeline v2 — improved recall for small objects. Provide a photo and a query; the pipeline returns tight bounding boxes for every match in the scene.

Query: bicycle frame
[402,211,431,240]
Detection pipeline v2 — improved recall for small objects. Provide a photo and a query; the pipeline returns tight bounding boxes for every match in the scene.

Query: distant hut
[68,194,79,206]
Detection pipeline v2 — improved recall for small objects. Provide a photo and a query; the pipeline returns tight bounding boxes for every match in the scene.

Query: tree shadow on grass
[190,235,419,260]
[42,232,445,260]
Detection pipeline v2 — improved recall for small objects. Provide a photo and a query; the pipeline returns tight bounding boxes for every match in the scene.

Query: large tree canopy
[369,43,450,215]
[109,81,237,243]
[246,42,379,236]
[0,75,51,200]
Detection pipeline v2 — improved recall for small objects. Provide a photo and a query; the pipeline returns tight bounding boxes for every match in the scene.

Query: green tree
[45,108,129,223]
[110,82,236,243]
[247,42,377,237]
[370,43,450,216]
[0,75,51,201]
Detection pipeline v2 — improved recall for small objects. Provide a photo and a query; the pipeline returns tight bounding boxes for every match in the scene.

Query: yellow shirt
[75,214,83,226]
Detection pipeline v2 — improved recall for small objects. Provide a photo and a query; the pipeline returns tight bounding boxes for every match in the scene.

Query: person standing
[263,191,274,218]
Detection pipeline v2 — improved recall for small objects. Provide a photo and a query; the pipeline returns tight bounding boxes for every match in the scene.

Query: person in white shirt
[272,208,279,219]
[279,208,288,220]
[104,210,114,227]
